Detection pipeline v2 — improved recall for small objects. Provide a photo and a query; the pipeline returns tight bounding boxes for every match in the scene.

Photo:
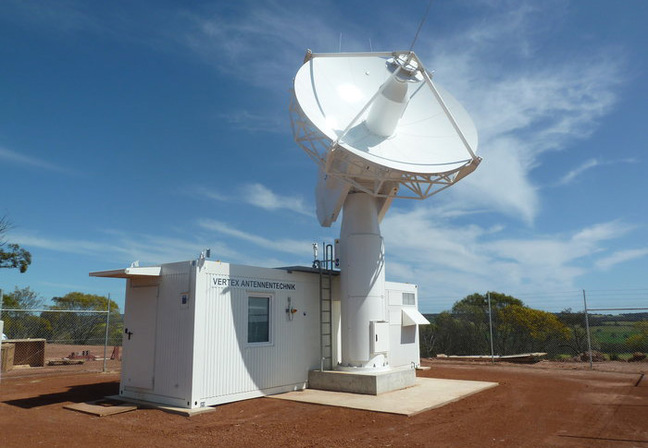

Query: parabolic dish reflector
[292,52,478,174]
[290,51,481,226]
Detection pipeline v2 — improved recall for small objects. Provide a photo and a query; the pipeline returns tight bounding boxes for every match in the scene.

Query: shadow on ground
[2,380,119,409]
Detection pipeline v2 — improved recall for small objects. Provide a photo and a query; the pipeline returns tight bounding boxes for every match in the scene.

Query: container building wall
[191,261,321,407]
[121,261,195,407]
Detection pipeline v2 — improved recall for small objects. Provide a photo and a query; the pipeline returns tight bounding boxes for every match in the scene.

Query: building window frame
[247,294,273,346]
[402,292,416,306]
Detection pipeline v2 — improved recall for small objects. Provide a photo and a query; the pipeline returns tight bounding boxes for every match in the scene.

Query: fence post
[583,289,593,369]
[487,292,495,363]
[103,295,111,373]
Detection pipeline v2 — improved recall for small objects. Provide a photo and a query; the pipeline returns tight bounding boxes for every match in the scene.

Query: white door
[122,285,158,390]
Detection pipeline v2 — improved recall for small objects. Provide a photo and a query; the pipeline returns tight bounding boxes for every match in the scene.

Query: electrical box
[370,321,390,354]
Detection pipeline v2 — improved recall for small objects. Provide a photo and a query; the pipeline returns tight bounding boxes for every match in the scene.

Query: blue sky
[1,0,647,313]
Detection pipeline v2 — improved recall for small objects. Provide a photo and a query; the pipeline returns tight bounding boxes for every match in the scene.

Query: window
[248,296,270,344]
[403,292,416,306]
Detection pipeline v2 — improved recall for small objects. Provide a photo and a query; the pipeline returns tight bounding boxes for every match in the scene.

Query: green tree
[2,286,43,310]
[419,312,480,356]
[0,216,32,273]
[433,311,488,356]
[421,292,570,357]
[556,308,592,355]
[1,287,51,339]
[43,292,122,345]
[419,315,438,357]
[452,292,524,355]
[627,321,648,353]
[497,305,570,355]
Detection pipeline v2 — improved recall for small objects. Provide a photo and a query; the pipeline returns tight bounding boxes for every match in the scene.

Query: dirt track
[1,360,646,448]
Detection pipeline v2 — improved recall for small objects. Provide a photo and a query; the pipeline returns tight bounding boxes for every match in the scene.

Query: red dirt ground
[1,359,646,448]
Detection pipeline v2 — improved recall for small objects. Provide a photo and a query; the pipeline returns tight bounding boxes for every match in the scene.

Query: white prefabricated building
[91,258,428,409]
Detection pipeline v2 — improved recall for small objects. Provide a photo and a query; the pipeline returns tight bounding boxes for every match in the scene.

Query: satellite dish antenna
[290,50,481,370]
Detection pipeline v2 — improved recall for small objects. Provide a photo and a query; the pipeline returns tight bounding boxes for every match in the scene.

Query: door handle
[125,328,133,340]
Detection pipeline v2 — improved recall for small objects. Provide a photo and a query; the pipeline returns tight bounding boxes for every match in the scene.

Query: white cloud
[192,187,229,202]
[453,141,540,223]
[12,231,231,267]
[556,158,638,186]
[240,183,313,217]
[595,248,648,271]
[0,0,101,34]
[557,158,600,185]
[0,146,72,174]
[571,221,631,243]
[12,234,125,256]
[198,219,311,255]
[194,183,313,217]
[381,207,636,311]
[180,3,351,90]
[413,4,625,224]
[218,110,287,134]
[16,225,313,274]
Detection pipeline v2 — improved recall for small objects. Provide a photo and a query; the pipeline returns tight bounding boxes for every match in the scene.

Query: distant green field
[590,324,638,343]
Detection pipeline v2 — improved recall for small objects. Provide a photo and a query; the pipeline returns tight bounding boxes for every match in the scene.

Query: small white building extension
[91,257,428,409]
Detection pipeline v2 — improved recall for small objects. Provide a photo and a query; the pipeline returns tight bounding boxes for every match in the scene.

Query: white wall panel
[193,262,321,406]
[152,262,194,404]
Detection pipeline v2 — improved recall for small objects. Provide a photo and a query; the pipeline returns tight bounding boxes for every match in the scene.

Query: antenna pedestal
[338,192,388,369]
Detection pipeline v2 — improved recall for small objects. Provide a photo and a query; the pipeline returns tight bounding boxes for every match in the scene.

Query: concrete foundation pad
[269,377,498,416]
[105,395,217,417]
[308,367,416,395]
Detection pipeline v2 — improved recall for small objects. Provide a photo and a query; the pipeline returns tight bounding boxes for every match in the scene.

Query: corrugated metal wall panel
[152,262,194,403]
[193,263,321,404]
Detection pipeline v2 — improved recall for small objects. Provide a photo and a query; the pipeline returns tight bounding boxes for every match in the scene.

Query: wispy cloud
[191,187,229,202]
[556,158,638,186]
[12,231,233,267]
[595,248,648,271]
[198,219,310,255]
[382,207,637,311]
[12,233,132,258]
[557,158,600,186]
[179,2,350,90]
[194,183,313,217]
[412,3,626,224]
[0,146,72,174]
[16,225,312,273]
[0,0,101,34]
[218,110,287,134]
[240,184,313,216]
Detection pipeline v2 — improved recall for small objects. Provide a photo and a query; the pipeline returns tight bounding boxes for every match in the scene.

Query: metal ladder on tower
[319,267,333,370]
[317,243,334,370]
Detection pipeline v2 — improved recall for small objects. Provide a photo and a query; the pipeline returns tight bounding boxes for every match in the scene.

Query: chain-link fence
[420,291,648,367]
[1,307,123,374]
